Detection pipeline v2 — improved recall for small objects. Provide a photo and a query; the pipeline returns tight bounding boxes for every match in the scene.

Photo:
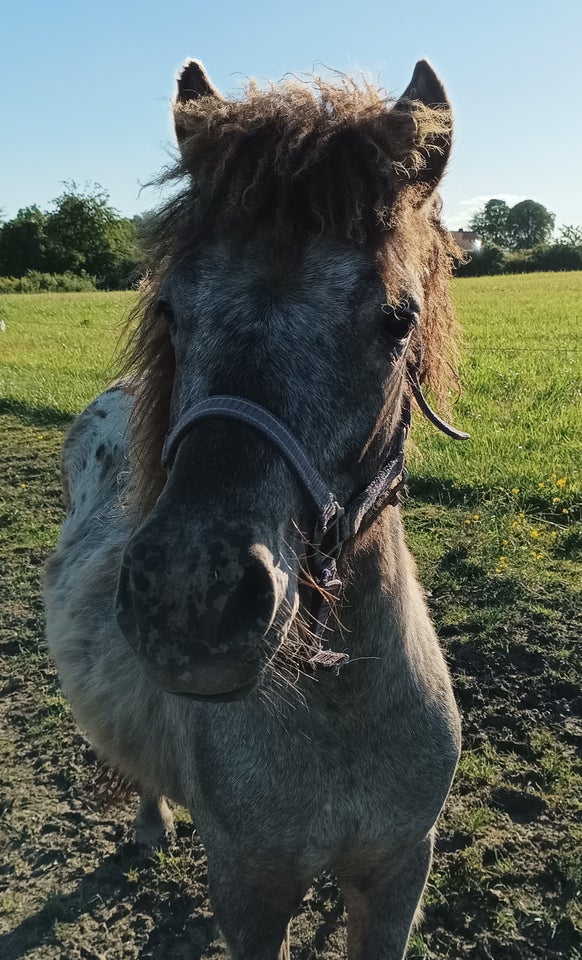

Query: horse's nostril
[220,561,276,639]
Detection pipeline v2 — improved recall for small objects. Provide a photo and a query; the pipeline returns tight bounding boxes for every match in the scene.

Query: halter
[161,358,469,674]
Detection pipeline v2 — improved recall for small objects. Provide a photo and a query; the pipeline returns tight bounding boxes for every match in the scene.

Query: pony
[45,57,465,959]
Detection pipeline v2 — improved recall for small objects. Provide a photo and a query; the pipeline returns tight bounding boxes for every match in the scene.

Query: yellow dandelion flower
[473,514,480,521]
[502,539,509,546]
[553,497,561,504]
[511,487,520,495]
[551,532,558,538]
[519,512,525,519]
[37,433,44,440]
[556,477,567,488]
[499,556,507,563]
[512,521,519,529]
[465,519,472,525]
[538,482,545,488]
[562,508,569,515]
[530,530,539,538]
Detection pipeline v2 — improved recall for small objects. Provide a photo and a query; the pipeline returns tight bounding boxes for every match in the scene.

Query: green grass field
[1,274,581,959]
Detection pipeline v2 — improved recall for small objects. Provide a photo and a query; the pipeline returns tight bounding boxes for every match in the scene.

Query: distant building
[450,229,482,252]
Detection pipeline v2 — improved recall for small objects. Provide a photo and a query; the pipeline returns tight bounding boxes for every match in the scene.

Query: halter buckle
[313,501,351,566]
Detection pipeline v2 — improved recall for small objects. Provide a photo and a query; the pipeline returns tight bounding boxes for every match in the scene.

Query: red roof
[450,230,479,251]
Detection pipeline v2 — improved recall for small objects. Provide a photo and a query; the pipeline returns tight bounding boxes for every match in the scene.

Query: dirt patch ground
[1,416,581,959]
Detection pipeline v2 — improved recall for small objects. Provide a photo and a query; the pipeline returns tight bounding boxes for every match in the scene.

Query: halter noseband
[161,368,468,673]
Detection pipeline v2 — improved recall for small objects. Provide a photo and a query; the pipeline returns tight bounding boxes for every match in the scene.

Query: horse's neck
[342,509,418,644]
[319,510,433,698]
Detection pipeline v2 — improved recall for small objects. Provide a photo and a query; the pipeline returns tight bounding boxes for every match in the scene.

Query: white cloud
[445,194,527,231]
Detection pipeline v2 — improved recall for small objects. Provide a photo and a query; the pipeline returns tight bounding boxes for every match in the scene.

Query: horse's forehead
[168,240,377,311]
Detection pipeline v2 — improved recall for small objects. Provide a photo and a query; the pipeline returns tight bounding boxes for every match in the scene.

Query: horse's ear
[396,59,452,190]
[174,59,222,145]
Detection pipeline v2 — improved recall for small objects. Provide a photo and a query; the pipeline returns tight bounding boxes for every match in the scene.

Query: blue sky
[2,0,581,231]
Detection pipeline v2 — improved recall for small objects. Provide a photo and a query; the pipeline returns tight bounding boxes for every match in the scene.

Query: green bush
[96,258,143,290]
[457,241,582,278]
[504,249,535,274]
[506,244,582,274]
[0,270,96,293]
[535,243,582,271]
[0,184,143,285]
[455,244,506,277]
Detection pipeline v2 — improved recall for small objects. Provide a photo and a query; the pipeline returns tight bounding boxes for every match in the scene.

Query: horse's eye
[157,300,175,328]
[381,299,420,341]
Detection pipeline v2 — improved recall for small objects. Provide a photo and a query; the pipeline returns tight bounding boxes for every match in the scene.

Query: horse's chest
[303,741,419,852]
[191,706,426,865]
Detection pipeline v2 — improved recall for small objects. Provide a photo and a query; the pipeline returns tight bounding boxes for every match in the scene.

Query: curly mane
[122,74,461,510]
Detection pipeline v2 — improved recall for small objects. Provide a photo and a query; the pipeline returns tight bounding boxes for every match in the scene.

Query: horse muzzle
[115,521,290,701]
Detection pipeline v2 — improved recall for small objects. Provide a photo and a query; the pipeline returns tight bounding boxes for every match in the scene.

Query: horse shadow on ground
[407,475,482,507]
[0,398,73,428]
[0,835,344,960]
[408,474,560,519]
[0,839,220,960]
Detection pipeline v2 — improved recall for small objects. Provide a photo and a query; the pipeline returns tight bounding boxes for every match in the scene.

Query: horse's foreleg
[206,853,304,960]
[341,834,433,960]
[135,794,175,847]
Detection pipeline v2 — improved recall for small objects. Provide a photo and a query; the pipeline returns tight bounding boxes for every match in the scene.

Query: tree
[557,224,582,247]
[43,183,122,278]
[0,184,143,286]
[97,216,142,289]
[0,205,47,276]
[505,200,555,250]
[468,199,510,247]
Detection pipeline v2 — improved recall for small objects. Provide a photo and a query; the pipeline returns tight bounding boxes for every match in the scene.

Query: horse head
[115,59,461,701]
